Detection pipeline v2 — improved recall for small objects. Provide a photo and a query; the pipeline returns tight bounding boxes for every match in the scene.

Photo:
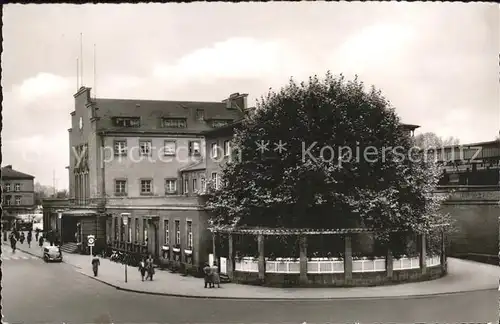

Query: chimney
[225,93,248,111]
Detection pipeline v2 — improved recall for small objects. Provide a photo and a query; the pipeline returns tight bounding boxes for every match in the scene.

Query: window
[224,140,231,157]
[14,183,21,192]
[165,179,177,195]
[211,142,219,158]
[162,118,187,128]
[175,220,180,245]
[184,179,189,194]
[164,140,176,156]
[196,109,205,121]
[187,221,193,249]
[114,180,127,195]
[211,172,219,190]
[200,178,206,192]
[113,117,140,127]
[4,195,11,206]
[15,196,21,205]
[127,217,132,242]
[139,140,152,156]
[193,179,197,192]
[120,218,125,241]
[113,140,127,156]
[4,183,10,192]
[212,119,230,128]
[164,220,170,245]
[143,219,148,243]
[189,141,201,156]
[140,180,152,194]
[135,218,140,242]
[114,218,119,240]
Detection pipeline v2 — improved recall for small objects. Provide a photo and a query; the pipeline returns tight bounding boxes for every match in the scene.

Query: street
[2,246,498,324]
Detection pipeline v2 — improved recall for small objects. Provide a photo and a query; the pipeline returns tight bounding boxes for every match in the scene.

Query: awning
[61,210,98,217]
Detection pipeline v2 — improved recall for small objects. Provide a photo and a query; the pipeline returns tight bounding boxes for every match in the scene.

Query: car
[43,246,63,262]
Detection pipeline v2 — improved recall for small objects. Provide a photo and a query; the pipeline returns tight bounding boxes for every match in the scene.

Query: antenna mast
[76,57,79,90]
[93,43,96,100]
[80,33,84,87]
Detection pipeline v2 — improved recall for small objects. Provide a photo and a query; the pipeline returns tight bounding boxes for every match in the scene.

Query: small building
[1,165,35,229]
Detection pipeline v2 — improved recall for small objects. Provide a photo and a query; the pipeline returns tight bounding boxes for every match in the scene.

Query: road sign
[87,235,95,247]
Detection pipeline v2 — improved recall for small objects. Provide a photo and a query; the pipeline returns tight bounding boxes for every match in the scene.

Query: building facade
[43,87,247,270]
[1,165,36,228]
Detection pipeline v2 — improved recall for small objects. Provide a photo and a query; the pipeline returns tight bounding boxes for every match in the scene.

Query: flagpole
[80,32,84,87]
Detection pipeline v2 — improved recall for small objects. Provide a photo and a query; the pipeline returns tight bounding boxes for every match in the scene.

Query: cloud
[12,73,74,104]
[152,37,304,86]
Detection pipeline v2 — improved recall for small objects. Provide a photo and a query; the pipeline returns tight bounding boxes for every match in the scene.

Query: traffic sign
[87,235,95,247]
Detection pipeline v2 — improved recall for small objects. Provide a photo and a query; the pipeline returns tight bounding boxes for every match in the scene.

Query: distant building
[43,87,247,270]
[1,165,35,228]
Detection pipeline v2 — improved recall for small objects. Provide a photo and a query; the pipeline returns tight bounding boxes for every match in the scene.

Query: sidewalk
[5,236,499,300]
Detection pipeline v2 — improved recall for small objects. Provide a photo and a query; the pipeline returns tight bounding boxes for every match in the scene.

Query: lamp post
[121,213,130,283]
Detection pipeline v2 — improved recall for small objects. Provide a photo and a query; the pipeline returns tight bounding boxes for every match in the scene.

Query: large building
[43,87,247,269]
[1,165,36,229]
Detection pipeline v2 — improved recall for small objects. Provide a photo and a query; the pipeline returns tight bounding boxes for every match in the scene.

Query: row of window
[3,195,22,205]
[3,183,22,192]
[113,116,232,129]
[112,139,232,159]
[114,174,220,196]
[113,140,202,157]
[114,218,193,249]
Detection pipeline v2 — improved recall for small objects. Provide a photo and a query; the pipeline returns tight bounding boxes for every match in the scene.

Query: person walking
[38,234,44,251]
[19,232,25,245]
[203,263,213,288]
[145,255,155,281]
[138,258,147,281]
[27,231,32,248]
[9,232,17,253]
[210,262,221,288]
[91,253,100,277]
[35,228,40,241]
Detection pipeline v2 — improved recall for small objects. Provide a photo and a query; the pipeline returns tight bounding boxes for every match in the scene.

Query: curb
[73,268,497,301]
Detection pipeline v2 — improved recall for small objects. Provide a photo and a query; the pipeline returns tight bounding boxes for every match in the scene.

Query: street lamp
[121,213,130,283]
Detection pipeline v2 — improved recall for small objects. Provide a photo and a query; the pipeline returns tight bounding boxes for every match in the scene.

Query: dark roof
[400,123,420,130]
[94,97,244,134]
[203,118,245,138]
[1,166,35,180]
[439,139,500,149]
[180,159,206,173]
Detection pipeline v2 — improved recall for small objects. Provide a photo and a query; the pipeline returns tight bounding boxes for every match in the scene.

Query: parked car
[43,246,63,262]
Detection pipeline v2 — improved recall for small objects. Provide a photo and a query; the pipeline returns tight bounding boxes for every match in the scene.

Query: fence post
[257,233,265,283]
[344,235,353,284]
[299,235,308,285]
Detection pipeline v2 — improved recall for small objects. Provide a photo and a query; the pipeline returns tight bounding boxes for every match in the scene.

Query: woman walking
[210,262,221,288]
[145,255,155,281]
[19,232,25,245]
[138,258,147,281]
[27,231,32,248]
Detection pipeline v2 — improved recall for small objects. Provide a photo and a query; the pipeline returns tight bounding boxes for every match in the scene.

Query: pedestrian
[38,234,44,250]
[35,228,40,241]
[145,255,155,281]
[27,231,32,248]
[138,258,147,281]
[19,232,25,244]
[9,232,17,253]
[210,262,220,288]
[91,253,100,277]
[203,263,212,288]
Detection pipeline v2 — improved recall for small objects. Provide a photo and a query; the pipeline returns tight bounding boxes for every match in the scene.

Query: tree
[206,72,449,253]
[413,132,460,150]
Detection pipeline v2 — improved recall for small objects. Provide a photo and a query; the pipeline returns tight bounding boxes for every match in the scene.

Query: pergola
[210,224,447,285]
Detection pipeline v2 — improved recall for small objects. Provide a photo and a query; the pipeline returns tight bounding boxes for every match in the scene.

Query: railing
[353,258,386,273]
[307,259,344,274]
[233,255,441,274]
[235,258,259,272]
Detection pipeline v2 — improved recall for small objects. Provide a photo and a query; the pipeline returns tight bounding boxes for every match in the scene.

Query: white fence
[233,255,441,274]
[353,258,386,273]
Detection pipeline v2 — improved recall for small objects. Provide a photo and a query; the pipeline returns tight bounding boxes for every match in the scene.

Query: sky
[2,3,499,190]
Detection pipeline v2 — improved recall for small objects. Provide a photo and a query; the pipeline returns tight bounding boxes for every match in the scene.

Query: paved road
[2,251,498,323]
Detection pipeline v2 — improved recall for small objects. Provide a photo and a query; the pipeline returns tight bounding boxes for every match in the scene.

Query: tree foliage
[206,72,450,241]
[413,132,460,150]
